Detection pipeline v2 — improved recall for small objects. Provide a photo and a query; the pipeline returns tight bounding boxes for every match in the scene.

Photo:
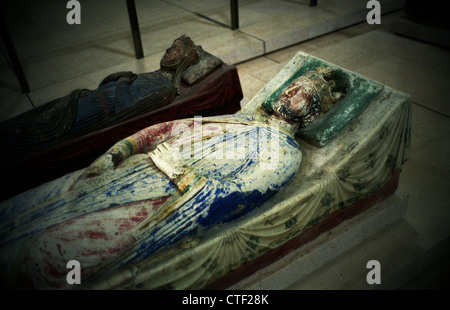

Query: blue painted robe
[0,114,301,288]
[0,71,175,160]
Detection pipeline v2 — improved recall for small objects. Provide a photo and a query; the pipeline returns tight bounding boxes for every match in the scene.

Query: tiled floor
[0,0,448,289]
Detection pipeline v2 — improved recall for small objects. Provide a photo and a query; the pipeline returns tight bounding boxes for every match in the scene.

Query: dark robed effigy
[0,35,243,201]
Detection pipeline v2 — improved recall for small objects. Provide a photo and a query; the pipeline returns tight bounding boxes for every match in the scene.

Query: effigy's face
[272,67,339,126]
[272,77,320,124]
[161,39,184,66]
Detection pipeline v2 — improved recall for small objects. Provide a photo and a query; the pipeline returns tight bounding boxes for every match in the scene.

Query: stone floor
[0,0,449,289]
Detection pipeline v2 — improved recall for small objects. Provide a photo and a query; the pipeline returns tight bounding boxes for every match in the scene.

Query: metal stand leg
[230,0,239,30]
[126,0,144,59]
[0,12,30,93]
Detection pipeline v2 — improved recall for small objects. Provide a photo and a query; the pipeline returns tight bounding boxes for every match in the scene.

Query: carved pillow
[262,58,384,147]
[182,47,223,86]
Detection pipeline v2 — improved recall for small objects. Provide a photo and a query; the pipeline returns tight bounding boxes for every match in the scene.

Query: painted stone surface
[0,109,302,288]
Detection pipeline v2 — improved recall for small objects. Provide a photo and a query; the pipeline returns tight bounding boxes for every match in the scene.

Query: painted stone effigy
[0,35,223,163]
[91,52,410,290]
[0,66,340,289]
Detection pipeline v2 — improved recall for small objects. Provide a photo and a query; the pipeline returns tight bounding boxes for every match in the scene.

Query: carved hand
[84,153,115,177]
[99,71,136,87]
[83,140,132,177]
[148,142,188,182]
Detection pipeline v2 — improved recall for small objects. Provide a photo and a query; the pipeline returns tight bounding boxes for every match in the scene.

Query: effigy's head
[272,66,343,127]
[160,35,200,71]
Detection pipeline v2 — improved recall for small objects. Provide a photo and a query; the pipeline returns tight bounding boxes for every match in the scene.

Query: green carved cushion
[261,58,384,147]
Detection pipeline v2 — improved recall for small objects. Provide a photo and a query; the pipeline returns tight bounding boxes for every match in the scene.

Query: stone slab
[229,194,408,289]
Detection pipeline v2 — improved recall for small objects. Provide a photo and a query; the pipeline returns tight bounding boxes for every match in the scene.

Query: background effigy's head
[160,35,199,70]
